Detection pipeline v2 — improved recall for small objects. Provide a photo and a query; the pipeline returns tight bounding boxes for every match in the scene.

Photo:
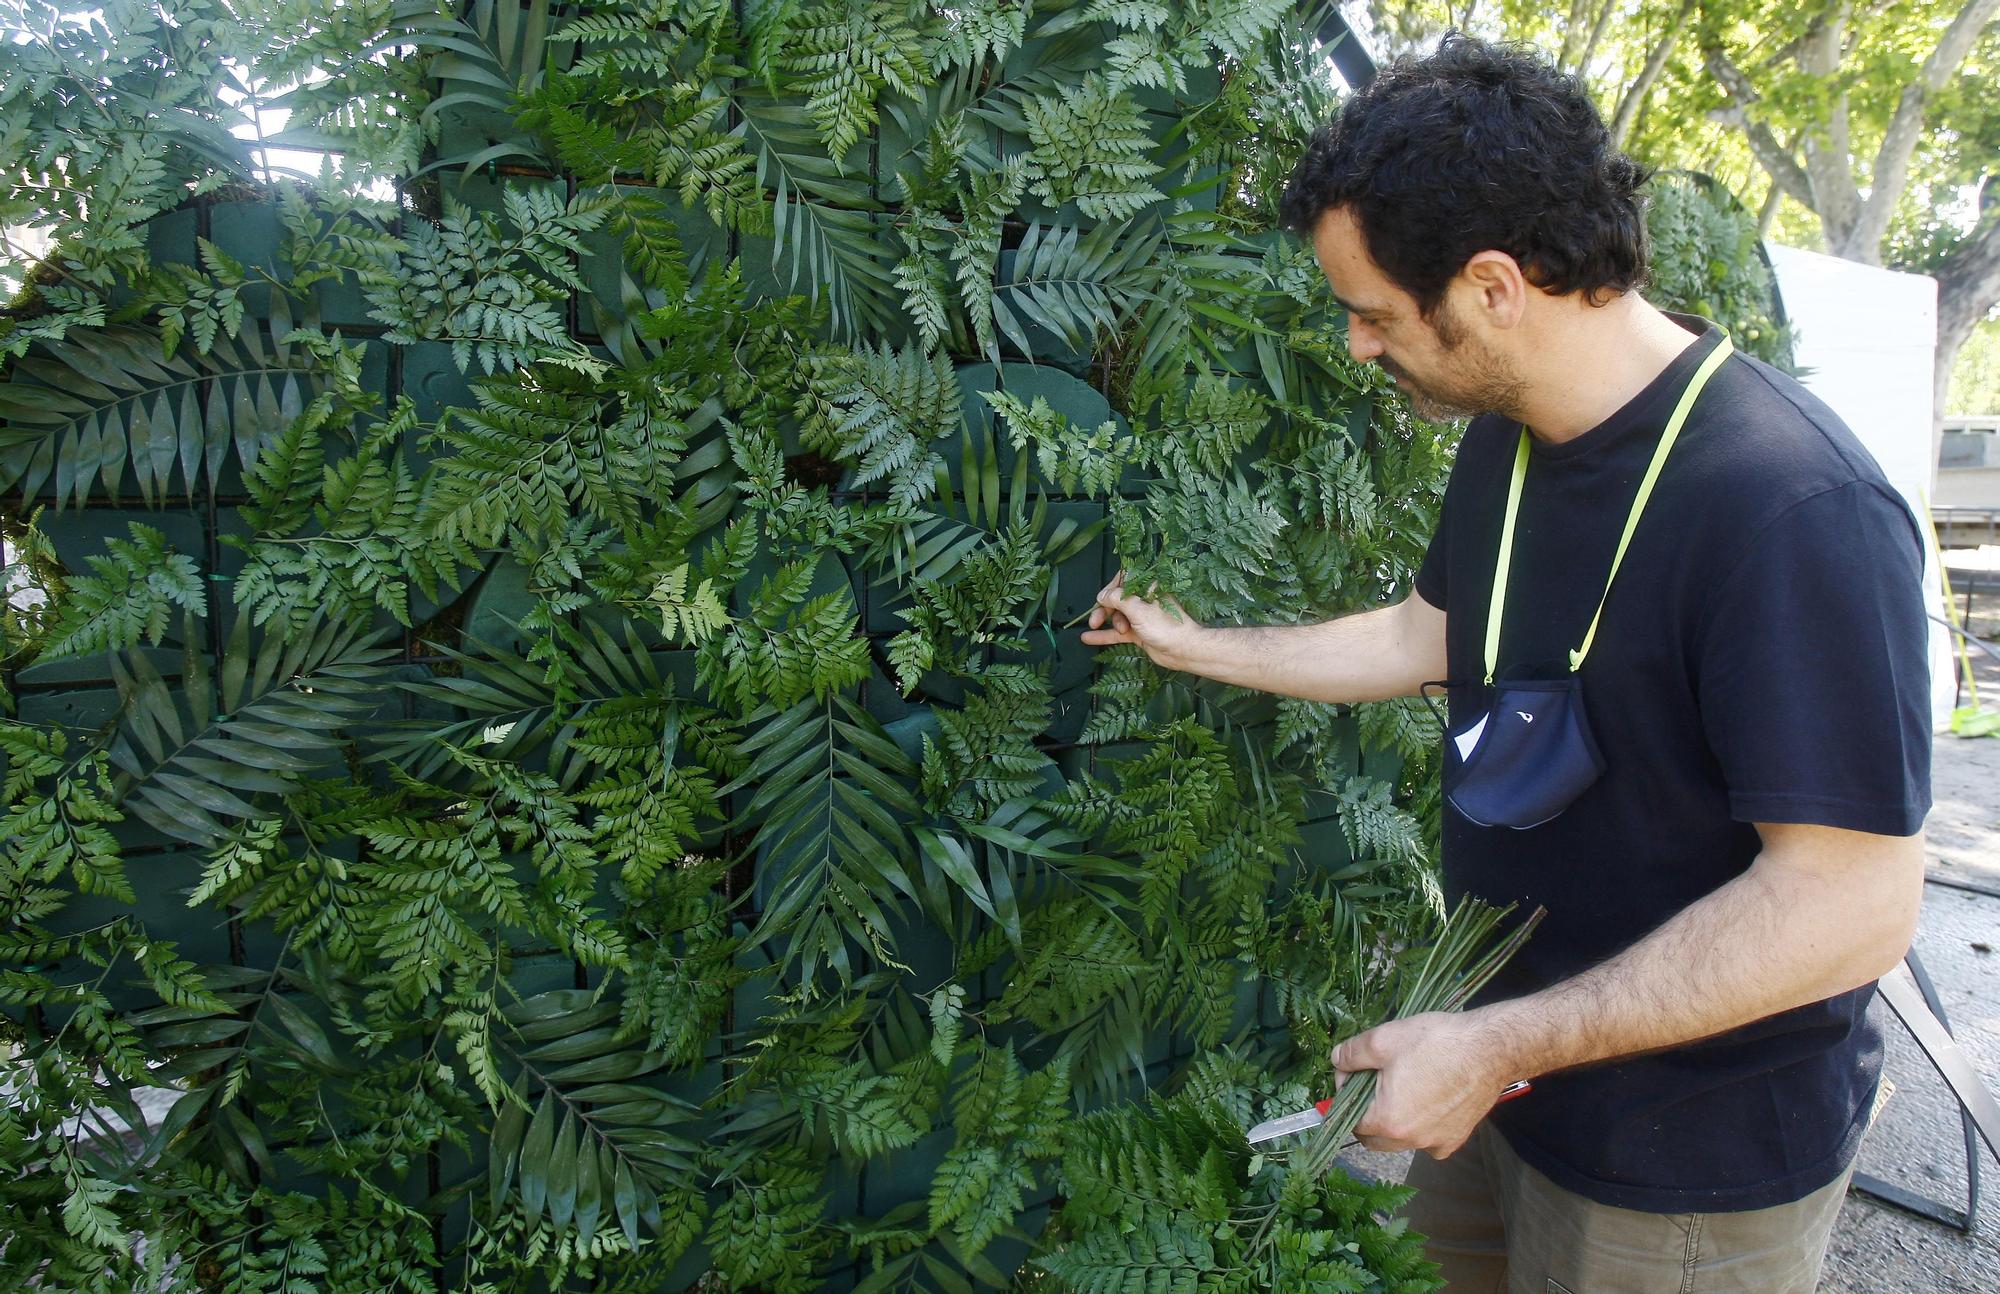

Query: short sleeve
[1694,481,1930,836]
[1414,492,1450,610]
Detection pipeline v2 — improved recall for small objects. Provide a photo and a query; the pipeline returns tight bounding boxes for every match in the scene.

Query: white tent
[1763,243,1954,730]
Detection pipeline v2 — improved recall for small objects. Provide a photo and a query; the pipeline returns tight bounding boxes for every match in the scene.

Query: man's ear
[1459,250,1528,329]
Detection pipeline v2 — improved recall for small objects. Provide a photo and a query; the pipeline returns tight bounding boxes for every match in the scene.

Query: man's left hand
[1330,1010,1519,1159]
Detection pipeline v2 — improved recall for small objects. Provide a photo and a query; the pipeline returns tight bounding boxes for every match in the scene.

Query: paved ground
[1925,709,2000,894]
[1337,676,2000,1291]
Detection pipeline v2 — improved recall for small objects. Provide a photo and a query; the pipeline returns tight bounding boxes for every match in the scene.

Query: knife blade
[1246,1079,1533,1145]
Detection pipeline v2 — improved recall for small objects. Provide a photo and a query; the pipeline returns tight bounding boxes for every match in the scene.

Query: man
[1082,36,1931,1294]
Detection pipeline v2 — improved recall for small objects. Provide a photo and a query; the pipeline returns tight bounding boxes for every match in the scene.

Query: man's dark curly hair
[1279,34,1650,315]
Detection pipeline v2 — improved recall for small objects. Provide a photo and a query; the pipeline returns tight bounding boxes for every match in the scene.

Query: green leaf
[519,1091,557,1217]
[547,1108,579,1228]
[0,324,322,508]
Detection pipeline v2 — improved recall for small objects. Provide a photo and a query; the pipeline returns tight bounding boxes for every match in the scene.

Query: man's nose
[1345,315,1382,362]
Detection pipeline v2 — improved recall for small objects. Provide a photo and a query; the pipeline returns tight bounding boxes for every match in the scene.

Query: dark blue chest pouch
[1444,677,1604,829]
[1436,335,1733,831]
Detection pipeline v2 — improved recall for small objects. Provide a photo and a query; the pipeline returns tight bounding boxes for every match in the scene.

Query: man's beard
[1379,356,1492,421]
[1380,307,1526,423]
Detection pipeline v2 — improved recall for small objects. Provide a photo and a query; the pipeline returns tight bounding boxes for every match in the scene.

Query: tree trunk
[1575,0,1618,76]
[1796,4,1867,254]
[1758,182,1783,238]
[1608,0,1688,148]
[1932,219,2000,444]
[1851,0,2000,260]
[1556,0,1592,68]
[1611,0,1693,149]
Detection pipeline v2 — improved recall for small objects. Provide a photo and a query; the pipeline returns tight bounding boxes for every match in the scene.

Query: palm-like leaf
[488,988,704,1251]
[106,614,395,845]
[132,957,350,1184]
[412,0,560,178]
[993,219,1157,361]
[738,93,898,339]
[1126,215,1276,374]
[377,619,676,781]
[721,693,924,984]
[0,318,321,509]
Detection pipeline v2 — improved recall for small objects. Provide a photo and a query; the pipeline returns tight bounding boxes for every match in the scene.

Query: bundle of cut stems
[1250,896,1544,1254]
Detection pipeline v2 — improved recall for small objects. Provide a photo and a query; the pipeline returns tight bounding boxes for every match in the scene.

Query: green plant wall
[0,2,1466,1291]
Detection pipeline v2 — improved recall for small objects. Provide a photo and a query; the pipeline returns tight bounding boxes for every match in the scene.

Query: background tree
[1697,0,2000,435]
[1951,319,2000,412]
[1352,0,2000,425]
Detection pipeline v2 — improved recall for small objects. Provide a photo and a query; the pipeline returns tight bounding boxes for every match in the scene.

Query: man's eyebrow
[1331,295,1378,317]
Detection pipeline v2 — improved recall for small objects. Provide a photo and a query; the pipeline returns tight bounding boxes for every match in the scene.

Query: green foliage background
[1948,317,2000,414]
[0,1,1466,1291]
[1643,172,1796,371]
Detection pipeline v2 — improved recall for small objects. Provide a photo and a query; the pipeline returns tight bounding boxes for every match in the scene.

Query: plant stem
[1243,898,1543,1260]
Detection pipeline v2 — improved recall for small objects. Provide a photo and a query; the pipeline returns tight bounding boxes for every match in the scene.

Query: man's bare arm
[1331,821,1924,1158]
[1082,570,1448,704]
[1480,820,1923,1075]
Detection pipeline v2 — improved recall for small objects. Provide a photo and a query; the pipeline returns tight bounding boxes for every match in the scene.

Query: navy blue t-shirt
[1414,316,1931,1213]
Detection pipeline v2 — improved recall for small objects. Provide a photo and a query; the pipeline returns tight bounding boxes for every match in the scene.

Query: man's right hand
[1081,570,1209,672]
[1080,575,1443,705]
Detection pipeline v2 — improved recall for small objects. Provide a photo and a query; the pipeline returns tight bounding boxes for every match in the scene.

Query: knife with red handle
[1245,1079,1533,1145]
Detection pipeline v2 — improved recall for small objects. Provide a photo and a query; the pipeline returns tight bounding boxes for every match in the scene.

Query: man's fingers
[1081,610,1138,646]
[1353,1105,1412,1154]
[1098,571,1157,621]
[1084,577,1139,650]
[1426,1134,1469,1161]
[1354,1094,1433,1155]
[1330,1029,1384,1075]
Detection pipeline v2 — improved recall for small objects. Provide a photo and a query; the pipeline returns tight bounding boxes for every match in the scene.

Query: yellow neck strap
[1482,334,1735,686]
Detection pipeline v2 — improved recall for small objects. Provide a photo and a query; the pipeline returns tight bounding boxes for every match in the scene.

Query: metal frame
[1308,3,1378,88]
[1932,505,2000,551]
[1850,952,1999,1231]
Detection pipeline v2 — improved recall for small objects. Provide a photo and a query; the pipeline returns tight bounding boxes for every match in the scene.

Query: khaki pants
[1402,1123,1855,1293]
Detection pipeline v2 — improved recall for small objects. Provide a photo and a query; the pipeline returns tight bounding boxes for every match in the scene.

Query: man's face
[1309,207,1524,422]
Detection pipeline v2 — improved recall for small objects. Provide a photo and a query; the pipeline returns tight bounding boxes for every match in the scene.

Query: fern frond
[1334,775,1424,865]
[35,523,204,660]
[779,1,932,160]
[800,341,959,504]
[1023,74,1165,222]
[983,390,1134,498]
